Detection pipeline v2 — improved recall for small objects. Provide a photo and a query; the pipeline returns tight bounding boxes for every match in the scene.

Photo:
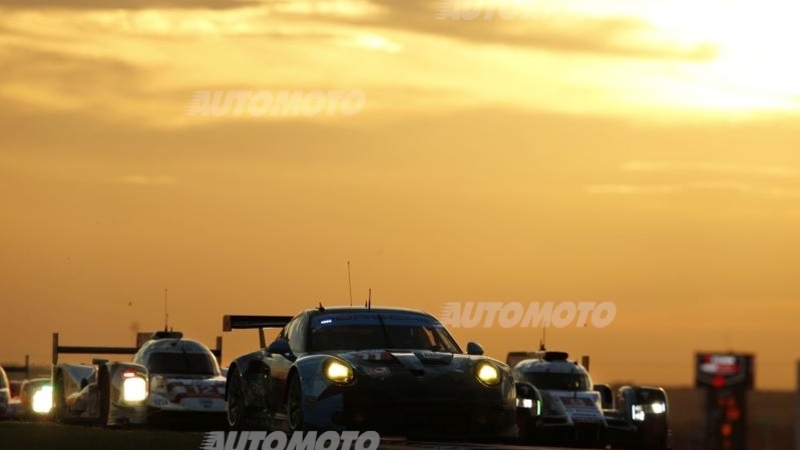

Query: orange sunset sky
[1,0,800,390]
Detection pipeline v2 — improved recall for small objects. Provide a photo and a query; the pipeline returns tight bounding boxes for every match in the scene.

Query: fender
[97,361,149,426]
[615,386,670,450]
[229,350,269,410]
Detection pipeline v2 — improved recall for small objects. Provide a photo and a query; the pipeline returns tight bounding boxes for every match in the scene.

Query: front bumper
[146,407,226,429]
[305,374,517,440]
[519,415,607,447]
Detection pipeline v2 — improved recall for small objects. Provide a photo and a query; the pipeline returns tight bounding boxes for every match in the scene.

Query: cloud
[0,0,261,10]
[0,46,148,113]
[587,182,800,199]
[117,175,177,185]
[621,161,800,178]
[289,0,719,61]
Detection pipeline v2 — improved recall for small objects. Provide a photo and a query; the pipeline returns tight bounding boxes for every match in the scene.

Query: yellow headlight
[122,376,148,402]
[324,359,353,384]
[475,361,500,386]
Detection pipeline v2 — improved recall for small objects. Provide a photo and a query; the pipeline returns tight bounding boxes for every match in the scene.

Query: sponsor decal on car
[352,350,393,362]
[558,395,604,423]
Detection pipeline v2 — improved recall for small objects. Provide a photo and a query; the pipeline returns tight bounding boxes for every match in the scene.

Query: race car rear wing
[52,333,139,365]
[222,315,293,349]
[52,333,224,365]
[3,354,30,379]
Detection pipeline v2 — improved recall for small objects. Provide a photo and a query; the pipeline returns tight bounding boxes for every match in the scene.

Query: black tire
[226,370,247,430]
[96,366,110,426]
[52,372,67,423]
[286,375,305,432]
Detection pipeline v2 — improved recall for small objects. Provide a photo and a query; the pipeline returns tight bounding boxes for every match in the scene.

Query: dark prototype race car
[511,349,670,449]
[223,305,518,440]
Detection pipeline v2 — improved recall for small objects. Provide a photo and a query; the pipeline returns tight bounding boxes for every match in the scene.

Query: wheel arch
[283,366,300,406]
[225,363,240,402]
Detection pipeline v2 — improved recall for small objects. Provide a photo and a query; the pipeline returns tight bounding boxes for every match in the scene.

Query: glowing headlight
[475,361,500,386]
[323,359,353,384]
[32,386,53,414]
[632,401,666,420]
[632,404,646,421]
[518,398,533,408]
[122,376,148,402]
[651,401,666,414]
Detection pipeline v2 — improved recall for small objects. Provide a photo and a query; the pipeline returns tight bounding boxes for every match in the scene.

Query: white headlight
[122,376,147,402]
[32,386,53,414]
[632,404,646,421]
[651,401,666,414]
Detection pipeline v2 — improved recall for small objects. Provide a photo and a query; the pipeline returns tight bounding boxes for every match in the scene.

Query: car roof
[137,338,213,355]
[514,356,590,375]
[303,306,436,318]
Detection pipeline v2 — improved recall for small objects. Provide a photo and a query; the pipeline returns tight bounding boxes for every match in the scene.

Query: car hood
[335,349,482,375]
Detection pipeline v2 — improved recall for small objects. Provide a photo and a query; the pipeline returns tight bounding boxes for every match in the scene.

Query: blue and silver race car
[222,305,518,441]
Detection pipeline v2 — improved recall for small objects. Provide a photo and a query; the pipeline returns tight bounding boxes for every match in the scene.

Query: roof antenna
[163,288,169,332]
[539,321,547,351]
[347,261,353,307]
[318,302,325,311]
[367,288,372,309]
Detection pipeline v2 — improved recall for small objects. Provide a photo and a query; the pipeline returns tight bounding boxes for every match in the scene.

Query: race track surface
[0,421,600,450]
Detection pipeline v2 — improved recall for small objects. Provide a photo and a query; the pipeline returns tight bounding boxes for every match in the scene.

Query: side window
[288,314,307,354]
[280,316,299,348]
[132,350,145,365]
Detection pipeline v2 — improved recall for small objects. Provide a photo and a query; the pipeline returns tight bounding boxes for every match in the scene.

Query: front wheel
[52,373,68,423]
[227,370,247,430]
[286,375,305,432]
[96,366,110,426]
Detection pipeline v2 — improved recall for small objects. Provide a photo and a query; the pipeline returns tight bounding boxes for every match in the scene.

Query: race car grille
[342,393,511,439]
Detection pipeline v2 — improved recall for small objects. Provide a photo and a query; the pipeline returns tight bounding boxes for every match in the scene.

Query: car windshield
[147,352,218,376]
[521,371,591,391]
[307,312,462,353]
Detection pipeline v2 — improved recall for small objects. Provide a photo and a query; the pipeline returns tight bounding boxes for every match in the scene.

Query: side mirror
[80,378,89,390]
[466,342,484,356]
[267,339,295,360]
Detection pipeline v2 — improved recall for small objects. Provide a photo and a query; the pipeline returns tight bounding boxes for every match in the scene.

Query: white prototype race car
[51,330,226,427]
[0,366,10,419]
[512,349,670,449]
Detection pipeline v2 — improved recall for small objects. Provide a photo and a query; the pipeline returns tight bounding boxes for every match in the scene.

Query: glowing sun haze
[1,0,799,389]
